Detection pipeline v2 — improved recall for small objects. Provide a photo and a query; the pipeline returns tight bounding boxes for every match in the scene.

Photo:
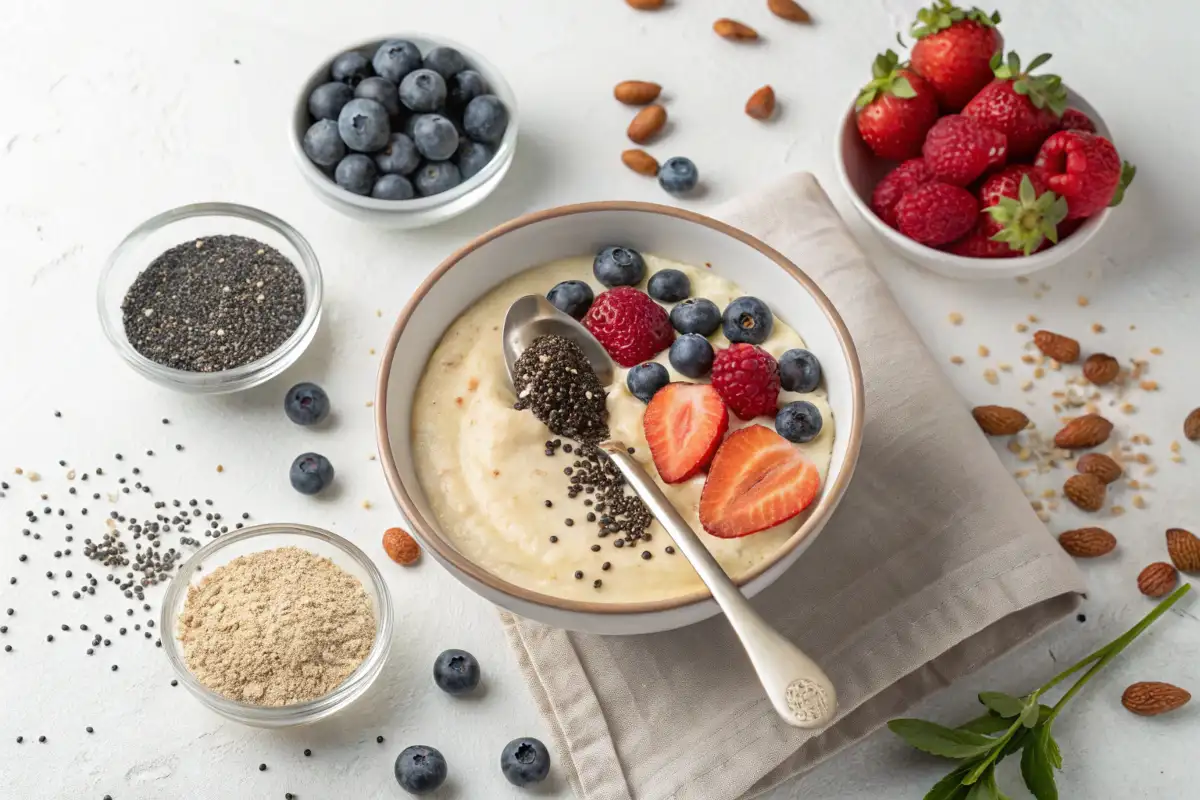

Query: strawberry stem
[855,50,916,109]
[910,0,1000,39]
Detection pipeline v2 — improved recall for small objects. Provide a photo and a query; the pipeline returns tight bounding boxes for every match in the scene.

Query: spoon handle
[599,441,837,729]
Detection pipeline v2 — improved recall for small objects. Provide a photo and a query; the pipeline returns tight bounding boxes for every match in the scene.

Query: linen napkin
[500,173,1086,800]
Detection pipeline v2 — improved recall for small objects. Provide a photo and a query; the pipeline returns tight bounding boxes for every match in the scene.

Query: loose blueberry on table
[284,382,330,426]
[395,745,448,794]
[658,156,699,196]
[433,648,481,695]
[289,453,334,495]
[500,737,552,787]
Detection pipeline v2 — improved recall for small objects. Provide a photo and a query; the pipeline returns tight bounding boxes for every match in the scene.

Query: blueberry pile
[302,41,509,200]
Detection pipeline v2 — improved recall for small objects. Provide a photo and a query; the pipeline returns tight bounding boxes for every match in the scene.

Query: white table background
[2,0,1198,797]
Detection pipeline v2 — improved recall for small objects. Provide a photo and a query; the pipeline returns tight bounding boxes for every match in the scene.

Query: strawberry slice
[643,383,729,484]
[699,425,820,538]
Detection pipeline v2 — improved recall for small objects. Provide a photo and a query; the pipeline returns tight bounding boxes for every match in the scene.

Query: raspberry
[711,344,780,421]
[582,287,674,367]
[921,114,1008,186]
[1059,108,1096,133]
[870,158,933,229]
[1034,131,1123,219]
[944,221,1017,258]
[894,182,978,246]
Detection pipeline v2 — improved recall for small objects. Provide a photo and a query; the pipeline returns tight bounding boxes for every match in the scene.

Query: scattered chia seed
[665,546,676,555]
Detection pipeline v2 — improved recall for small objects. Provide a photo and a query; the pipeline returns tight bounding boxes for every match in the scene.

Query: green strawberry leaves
[986,175,1069,256]
[1110,161,1137,206]
[856,50,918,109]
[991,51,1068,116]
[887,720,998,759]
[911,0,1000,39]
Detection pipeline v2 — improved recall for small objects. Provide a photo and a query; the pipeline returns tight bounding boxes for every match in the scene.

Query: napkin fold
[500,173,1085,800]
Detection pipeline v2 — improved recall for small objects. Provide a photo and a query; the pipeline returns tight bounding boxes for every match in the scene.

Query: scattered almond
[1137,562,1178,598]
[626,0,666,9]
[949,355,964,365]
[627,104,667,144]
[1054,414,1113,449]
[948,312,963,325]
[1122,682,1191,716]
[1076,453,1122,484]
[1064,473,1106,511]
[745,85,776,120]
[382,527,421,566]
[621,149,659,176]
[1058,527,1116,558]
[1033,330,1081,364]
[1082,353,1120,386]
[714,18,759,40]
[1184,408,1200,442]
[1166,528,1200,572]
[614,80,662,105]
[972,405,1028,436]
[1139,380,1159,391]
[768,0,812,22]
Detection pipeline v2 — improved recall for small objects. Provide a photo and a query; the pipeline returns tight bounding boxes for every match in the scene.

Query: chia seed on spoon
[512,335,609,444]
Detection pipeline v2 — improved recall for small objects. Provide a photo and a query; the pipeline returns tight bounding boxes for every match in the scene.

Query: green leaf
[1110,161,1137,206]
[896,31,908,49]
[1007,51,1020,75]
[1018,175,1037,205]
[888,719,999,759]
[1019,701,1041,728]
[925,764,976,800]
[891,77,917,98]
[1027,53,1053,72]
[989,51,1003,71]
[958,712,1014,735]
[1045,731,1063,769]
[978,692,1025,718]
[872,53,890,79]
[965,766,1001,800]
[1020,726,1059,800]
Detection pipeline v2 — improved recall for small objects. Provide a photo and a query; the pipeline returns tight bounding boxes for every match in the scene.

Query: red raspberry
[1034,131,1123,220]
[944,221,1017,258]
[582,287,674,367]
[711,344,780,421]
[921,114,1008,186]
[894,182,978,246]
[1059,108,1096,133]
[870,158,933,229]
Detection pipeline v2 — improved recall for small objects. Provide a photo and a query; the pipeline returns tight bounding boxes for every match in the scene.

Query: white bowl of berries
[834,3,1135,280]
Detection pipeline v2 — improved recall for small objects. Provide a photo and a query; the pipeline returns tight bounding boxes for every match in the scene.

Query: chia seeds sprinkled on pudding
[121,235,305,372]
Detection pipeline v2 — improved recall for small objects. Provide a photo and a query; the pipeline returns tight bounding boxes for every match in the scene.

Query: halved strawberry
[699,425,820,538]
[643,383,729,484]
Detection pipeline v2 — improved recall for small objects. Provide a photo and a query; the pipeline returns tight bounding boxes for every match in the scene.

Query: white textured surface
[0,1,1197,798]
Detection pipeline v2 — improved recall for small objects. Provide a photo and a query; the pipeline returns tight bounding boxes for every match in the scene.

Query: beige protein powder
[178,546,376,706]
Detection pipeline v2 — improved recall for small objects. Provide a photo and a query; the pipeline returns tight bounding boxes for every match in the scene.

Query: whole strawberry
[711,344,780,421]
[922,114,1007,186]
[1035,130,1134,218]
[895,182,978,246]
[910,1,1003,112]
[582,287,674,367]
[962,51,1066,161]
[870,158,933,228]
[978,165,1067,255]
[944,221,1014,258]
[856,49,939,161]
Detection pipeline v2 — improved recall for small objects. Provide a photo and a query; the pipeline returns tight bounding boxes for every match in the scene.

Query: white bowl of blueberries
[291,35,517,228]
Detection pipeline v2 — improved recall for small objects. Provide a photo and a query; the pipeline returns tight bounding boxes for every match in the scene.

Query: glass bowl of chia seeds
[98,202,323,394]
[160,523,393,727]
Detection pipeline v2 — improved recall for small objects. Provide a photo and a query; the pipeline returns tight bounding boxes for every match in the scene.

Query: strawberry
[855,49,939,161]
[711,344,780,421]
[1034,130,1134,219]
[894,182,978,246]
[978,165,1068,255]
[909,1,1003,112]
[922,114,1007,186]
[944,221,1015,258]
[699,425,821,539]
[962,51,1067,160]
[582,287,674,367]
[870,158,933,228]
[1059,108,1097,133]
[643,383,729,484]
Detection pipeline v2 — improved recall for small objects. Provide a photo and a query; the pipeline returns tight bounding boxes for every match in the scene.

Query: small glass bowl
[160,524,393,728]
[98,202,323,394]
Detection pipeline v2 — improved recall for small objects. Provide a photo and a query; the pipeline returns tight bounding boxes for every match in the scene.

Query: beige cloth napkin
[500,173,1086,800]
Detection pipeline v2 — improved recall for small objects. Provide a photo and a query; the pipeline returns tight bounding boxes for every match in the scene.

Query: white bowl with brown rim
[375,202,864,634]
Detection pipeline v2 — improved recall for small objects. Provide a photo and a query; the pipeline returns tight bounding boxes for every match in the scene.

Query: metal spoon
[501,295,838,729]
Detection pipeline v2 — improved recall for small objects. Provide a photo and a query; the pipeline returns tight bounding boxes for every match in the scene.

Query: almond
[1122,681,1191,716]
[627,104,667,144]
[1082,353,1120,386]
[614,80,662,105]
[745,85,776,120]
[714,18,759,40]
[1185,407,1200,442]
[1137,562,1178,598]
[1033,330,1081,364]
[621,149,659,176]
[1064,473,1106,511]
[626,0,666,9]
[971,405,1029,436]
[1054,414,1113,449]
[382,527,421,566]
[1166,528,1200,572]
[1058,527,1117,558]
[768,0,812,22]
[1076,453,1122,484]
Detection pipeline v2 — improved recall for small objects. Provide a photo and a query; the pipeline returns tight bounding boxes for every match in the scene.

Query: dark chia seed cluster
[121,235,306,373]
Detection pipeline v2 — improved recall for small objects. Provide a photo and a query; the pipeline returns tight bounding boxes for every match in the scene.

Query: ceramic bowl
[835,89,1111,280]
[375,202,865,635]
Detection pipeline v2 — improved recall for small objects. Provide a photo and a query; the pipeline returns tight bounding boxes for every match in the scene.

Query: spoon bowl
[501,294,616,391]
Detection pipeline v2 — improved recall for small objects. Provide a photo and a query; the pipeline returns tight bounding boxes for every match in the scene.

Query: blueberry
[374,133,421,175]
[289,453,334,495]
[394,745,447,795]
[775,401,823,443]
[593,246,645,287]
[626,362,670,403]
[337,98,391,152]
[399,69,448,113]
[373,40,422,84]
[669,334,714,378]
[669,298,721,336]
[411,114,460,161]
[414,161,462,196]
[354,76,400,118]
[722,296,773,344]
[422,46,468,79]
[546,280,594,319]
[330,51,372,86]
[284,382,330,426]
[462,95,509,144]
[334,154,377,195]
[302,120,345,167]
[647,269,691,302]
[307,81,354,121]
[500,738,551,787]
[372,174,415,200]
[659,157,699,196]
[432,648,480,695]
[779,349,822,393]
[448,70,489,112]
[455,140,494,179]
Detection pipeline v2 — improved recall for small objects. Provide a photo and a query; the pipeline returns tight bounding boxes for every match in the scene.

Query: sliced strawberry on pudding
[643,383,729,484]
[699,425,820,538]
